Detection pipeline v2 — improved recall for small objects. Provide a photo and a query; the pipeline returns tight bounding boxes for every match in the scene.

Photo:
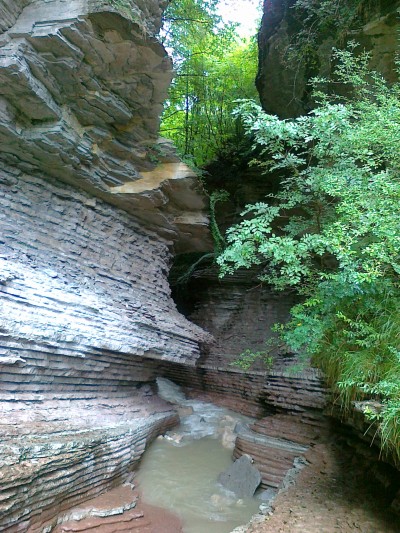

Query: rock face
[0,0,30,33]
[0,0,211,249]
[50,484,183,533]
[0,168,208,373]
[257,0,400,117]
[0,0,212,530]
[163,164,328,493]
[233,416,323,490]
[241,439,400,533]
[1,1,397,529]
[1,396,179,532]
[163,257,327,494]
[218,455,262,498]
[160,0,400,519]
[164,266,326,414]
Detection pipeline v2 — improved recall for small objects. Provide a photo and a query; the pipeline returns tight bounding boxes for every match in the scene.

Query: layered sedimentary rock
[0,167,208,374]
[164,261,327,494]
[257,0,400,117]
[2,0,397,529]
[0,0,210,250]
[164,154,328,491]
[0,1,211,530]
[168,258,399,500]
[0,0,30,33]
[1,395,179,532]
[161,0,400,515]
[233,416,313,490]
[50,485,183,533]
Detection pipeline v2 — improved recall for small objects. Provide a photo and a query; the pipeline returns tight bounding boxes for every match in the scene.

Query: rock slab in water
[218,455,261,498]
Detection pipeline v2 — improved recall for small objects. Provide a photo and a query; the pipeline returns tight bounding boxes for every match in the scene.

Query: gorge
[0,0,399,532]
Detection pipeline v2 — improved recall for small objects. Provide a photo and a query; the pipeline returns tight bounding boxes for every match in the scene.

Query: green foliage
[286,0,363,67]
[209,189,230,256]
[232,348,274,371]
[161,1,259,166]
[299,281,400,463]
[292,0,362,36]
[173,190,229,287]
[218,45,400,460]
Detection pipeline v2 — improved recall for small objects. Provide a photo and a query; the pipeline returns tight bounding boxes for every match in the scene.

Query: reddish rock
[244,441,399,533]
[48,484,183,533]
[0,1,211,529]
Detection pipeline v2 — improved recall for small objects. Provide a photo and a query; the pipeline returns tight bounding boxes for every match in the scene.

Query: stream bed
[137,378,262,533]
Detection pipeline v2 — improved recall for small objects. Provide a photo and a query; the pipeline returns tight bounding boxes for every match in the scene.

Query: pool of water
[136,379,261,533]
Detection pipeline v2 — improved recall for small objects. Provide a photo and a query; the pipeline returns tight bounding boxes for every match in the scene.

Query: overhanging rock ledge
[0,1,212,530]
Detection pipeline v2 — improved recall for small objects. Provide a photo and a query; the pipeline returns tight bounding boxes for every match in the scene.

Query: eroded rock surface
[0,167,209,373]
[0,0,211,530]
[162,260,328,500]
[52,484,183,533]
[0,0,210,249]
[1,394,179,532]
[218,455,262,498]
[257,0,400,117]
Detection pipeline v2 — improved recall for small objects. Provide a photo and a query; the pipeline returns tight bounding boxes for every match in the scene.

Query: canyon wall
[1,0,399,529]
[257,0,400,117]
[0,1,212,530]
[165,160,328,491]
[163,263,328,491]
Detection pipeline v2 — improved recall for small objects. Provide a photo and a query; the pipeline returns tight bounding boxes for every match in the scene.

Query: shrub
[218,44,400,461]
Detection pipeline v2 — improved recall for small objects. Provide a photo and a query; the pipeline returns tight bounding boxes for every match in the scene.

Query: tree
[160,0,259,167]
[218,45,400,461]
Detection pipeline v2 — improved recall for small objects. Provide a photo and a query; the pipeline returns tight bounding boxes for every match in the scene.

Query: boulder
[218,455,261,498]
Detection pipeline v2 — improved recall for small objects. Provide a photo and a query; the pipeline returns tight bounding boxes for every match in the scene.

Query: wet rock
[49,484,183,532]
[233,419,311,490]
[218,455,262,498]
[163,432,184,445]
[221,425,237,450]
[0,1,212,529]
[160,262,327,419]
[210,492,236,509]
[258,502,273,515]
[218,416,238,450]
[177,405,194,417]
[258,488,277,503]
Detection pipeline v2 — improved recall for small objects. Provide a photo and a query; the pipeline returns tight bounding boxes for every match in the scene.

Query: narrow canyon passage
[0,0,399,531]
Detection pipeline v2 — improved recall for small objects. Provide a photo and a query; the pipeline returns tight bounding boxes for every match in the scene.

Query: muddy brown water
[137,378,261,533]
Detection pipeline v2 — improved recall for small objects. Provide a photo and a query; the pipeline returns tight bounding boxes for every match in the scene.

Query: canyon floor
[247,440,399,533]
[58,438,399,533]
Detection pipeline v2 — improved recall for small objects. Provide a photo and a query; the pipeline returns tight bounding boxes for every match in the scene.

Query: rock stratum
[0,0,210,250]
[0,0,211,530]
[1,0,399,530]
